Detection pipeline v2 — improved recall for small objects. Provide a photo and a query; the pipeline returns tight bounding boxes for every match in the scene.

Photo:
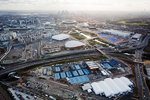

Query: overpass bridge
[0,49,101,77]
[0,46,12,62]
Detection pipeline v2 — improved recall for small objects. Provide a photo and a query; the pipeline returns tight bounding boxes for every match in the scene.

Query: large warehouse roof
[65,40,85,48]
[90,77,133,98]
[52,34,70,41]
[101,29,131,37]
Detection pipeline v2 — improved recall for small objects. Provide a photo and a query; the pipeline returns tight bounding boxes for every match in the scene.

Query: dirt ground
[0,85,12,100]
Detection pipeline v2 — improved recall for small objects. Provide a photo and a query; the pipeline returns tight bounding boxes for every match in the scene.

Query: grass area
[94,38,115,46]
[118,20,148,26]
[82,31,97,37]
[70,33,85,40]
[82,31,91,35]
[92,56,108,61]
[88,40,107,47]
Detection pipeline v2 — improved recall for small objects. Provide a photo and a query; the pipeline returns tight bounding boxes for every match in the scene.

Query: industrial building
[132,33,142,40]
[101,29,131,37]
[81,83,92,93]
[85,61,99,71]
[90,77,133,98]
[52,34,70,41]
[65,40,85,49]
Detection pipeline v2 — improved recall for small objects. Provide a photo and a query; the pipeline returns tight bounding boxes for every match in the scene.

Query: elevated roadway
[0,49,101,76]
[134,35,150,100]
[0,46,12,62]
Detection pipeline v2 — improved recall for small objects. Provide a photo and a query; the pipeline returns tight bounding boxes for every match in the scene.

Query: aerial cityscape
[0,0,150,100]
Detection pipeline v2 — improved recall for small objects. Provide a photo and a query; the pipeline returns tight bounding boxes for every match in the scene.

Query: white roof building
[132,34,142,40]
[65,40,85,49]
[113,78,131,93]
[90,77,133,98]
[98,81,114,97]
[101,29,131,37]
[82,83,92,91]
[52,34,70,41]
[91,82,104,95]
[85,61,99,70]
[120,77,133,86]
[104,78,121,95]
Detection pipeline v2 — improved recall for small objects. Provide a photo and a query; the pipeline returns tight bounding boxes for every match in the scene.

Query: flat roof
[86,61,99,69]
[132,33,142,39]
[101,29,131,37]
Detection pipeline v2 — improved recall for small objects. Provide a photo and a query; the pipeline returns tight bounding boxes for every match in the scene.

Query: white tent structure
[91,82,104,95]
[90,77,133,98]
[98,81,114,98]
[120,77,134,87]
[113,78,131,93]
[104,78,122,95]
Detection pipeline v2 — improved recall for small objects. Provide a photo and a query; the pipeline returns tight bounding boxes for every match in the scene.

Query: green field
[82,31,97,37]
[118,20,148,26]
[88,40,107,47]
[70,33,85,40]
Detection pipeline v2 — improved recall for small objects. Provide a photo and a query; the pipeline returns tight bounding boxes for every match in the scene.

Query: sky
[0,0,150,12]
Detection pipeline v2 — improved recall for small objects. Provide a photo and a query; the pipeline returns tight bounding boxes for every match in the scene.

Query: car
[0,66,5,70]
[26,96,30,99]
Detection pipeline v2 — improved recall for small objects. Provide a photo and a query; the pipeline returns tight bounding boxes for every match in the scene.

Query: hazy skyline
[0,0,150,12]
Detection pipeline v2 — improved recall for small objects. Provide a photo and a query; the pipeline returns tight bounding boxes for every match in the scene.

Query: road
[0,45,12,62]
[134,35,150,100]
[0,49,101,76]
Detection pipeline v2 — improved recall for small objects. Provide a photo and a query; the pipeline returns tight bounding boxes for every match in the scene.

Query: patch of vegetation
[82,31,91,35]
[82,31,97,37]
[94,38,115,46]
[17,55,21,59]
[70,33,85,40]
[92,56,108,61]
[88,40,107,47]
[118,20,148,26]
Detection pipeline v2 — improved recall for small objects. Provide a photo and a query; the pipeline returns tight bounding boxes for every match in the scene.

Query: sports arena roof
[62,20,76,24]
[52,34,70,41]
[65,40,85,48]
[91,77,133,98]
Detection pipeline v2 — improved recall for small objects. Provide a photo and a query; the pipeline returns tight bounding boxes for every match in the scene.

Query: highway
[134,35,150,100]
[0,45,12,62]
[0,49,101,76]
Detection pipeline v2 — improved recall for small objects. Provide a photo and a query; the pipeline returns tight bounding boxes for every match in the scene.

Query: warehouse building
[132,33,142,40]
[101,29,131,37]
[85,61,99,71]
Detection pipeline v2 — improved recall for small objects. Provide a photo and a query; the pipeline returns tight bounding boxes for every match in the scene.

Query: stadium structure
[52,34,70,41]
[65,40,85,49]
